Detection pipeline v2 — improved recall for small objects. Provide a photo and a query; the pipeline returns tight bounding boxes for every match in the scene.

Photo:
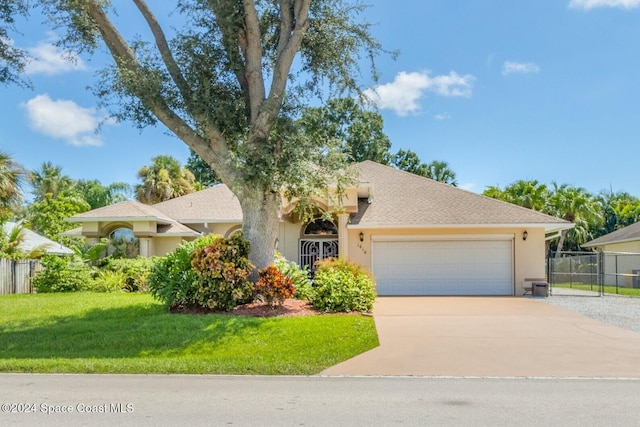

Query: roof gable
[583,221,640,247]
[351,161,571,230]
[152,185,242,222]
[69,200,173,222]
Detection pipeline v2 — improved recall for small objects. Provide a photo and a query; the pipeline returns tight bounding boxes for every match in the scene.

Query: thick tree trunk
[239,186,281,280]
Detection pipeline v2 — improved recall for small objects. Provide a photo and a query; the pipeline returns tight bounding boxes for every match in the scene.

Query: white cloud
[24,36,87,75]
[434,113,451,121]
[502,61,540,76]
[459,182,478,192]
[364,71,475,116]
[569,0,640,9]
[22,94,112,147]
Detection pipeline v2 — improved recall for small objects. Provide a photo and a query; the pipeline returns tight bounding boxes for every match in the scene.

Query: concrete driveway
[321,297,640,378]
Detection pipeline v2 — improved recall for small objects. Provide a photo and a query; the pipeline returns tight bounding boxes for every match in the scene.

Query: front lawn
[0,293,378,375]
[552,283,640,297]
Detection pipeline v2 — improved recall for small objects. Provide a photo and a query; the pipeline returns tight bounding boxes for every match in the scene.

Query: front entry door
[299,239,339,271]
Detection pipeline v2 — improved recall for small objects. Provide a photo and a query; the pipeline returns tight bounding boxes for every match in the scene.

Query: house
[582,222,640,253]
[2,221,73,256]
[66,161,572,296]
[582,222,640,288]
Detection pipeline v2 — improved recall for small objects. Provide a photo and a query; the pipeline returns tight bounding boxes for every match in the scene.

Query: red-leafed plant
[256,264,295,308]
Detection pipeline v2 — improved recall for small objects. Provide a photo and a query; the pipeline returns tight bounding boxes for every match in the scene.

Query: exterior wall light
[359,232,364,242]
[523,230,528,241]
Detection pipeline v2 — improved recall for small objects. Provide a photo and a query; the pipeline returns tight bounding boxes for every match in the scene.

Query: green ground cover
[0,292,378,375]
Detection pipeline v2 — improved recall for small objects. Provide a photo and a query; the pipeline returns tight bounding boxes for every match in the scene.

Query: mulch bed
[169,298,321,317]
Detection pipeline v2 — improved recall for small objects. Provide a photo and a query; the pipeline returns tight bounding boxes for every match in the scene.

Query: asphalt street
[1,374,639,426]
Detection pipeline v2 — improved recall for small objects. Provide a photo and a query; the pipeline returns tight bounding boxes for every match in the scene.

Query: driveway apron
[320,297,640,377]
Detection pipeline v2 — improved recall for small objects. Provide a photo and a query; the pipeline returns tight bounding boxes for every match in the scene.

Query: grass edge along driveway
[0,292,378,375]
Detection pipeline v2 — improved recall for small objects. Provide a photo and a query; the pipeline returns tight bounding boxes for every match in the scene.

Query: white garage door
[372,238,514,296]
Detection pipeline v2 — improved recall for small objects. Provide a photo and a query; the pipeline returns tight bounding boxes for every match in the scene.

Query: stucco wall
[278,220,303,264]
[153,237,185,257]
[602,242,640,253]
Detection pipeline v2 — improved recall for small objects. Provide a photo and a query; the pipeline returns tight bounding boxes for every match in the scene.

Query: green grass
[0,292,378,375]
[552,283,640,297]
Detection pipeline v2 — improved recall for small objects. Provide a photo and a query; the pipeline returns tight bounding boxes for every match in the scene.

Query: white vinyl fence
[0,258,42,295]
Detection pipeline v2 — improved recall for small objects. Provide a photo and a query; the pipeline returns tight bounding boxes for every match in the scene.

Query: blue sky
[2,0,640,197]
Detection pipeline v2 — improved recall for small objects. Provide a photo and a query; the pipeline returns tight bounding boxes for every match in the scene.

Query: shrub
[190,233,254,311]
[32,255,94,293]
[88,270,126,293]
[310,258,377,313]
[148,235,219,308]
[274,253,313,300]
[256,264,295,307]
[101,257,154,292]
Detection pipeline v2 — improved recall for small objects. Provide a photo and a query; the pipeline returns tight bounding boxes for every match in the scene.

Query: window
[303,218,337,236]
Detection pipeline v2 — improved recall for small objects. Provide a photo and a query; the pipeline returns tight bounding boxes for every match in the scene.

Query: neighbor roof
[2,222,73,255]
[69,200,175,223]
[582,222,640,248]
[350,161,572,232]
[153,185,242,223]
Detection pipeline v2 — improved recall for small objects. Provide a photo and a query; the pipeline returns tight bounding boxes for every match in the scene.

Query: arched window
[109,227,136,242]
[108,227,139,258]
[303,218,337,236]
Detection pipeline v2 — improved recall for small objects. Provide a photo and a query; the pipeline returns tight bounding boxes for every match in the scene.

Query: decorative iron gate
[299,239,339,270]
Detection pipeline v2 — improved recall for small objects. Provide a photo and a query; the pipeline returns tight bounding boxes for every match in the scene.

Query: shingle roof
[66,161,572,233]
[69,200,174,223]
[152,185,242,223]
[350,161,571,231]
[156,222,202,237]
[582,222,640,248]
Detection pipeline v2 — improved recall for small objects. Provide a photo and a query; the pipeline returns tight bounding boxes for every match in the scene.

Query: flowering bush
[256,264,295,307]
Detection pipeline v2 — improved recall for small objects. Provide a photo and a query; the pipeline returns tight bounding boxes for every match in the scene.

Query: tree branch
[132,0,189,102]
[83,1,239,184]
[252,0,310,136]
[242,0,266,124]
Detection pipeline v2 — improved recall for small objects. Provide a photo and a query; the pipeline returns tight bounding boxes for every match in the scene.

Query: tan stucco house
[582,223,640,288]
[583,222,640,253]
[66,161,572,296]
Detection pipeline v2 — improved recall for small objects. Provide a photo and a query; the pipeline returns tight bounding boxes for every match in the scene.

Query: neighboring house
[582,222,640,253]
[66,161,572,296]
[582,223,640,288]
[2,221,73,256]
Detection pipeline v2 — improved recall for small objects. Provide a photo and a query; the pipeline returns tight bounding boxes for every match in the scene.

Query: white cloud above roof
[502,61,540,76]
[24,36,87,75]
[364,70,475,116]
[22,94,112,147]
[568,0,640,9]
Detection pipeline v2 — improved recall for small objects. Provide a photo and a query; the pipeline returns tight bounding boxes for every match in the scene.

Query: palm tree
[596,190,640,236]
[74,179,131,209]
[135,155,196,204]
[547,183,603,255]
[29,162,74,202]
[0,150,26,218]
[483,180,548,211]
[425,161,458,186]
[504,180,548,211]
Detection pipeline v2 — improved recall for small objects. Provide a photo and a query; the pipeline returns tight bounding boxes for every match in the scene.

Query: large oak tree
[40,0,384,272]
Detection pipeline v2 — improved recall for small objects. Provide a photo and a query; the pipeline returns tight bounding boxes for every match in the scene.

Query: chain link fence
[547,251,640,296]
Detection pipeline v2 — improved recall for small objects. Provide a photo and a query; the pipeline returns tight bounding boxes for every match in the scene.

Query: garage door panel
[372,239,513,296]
